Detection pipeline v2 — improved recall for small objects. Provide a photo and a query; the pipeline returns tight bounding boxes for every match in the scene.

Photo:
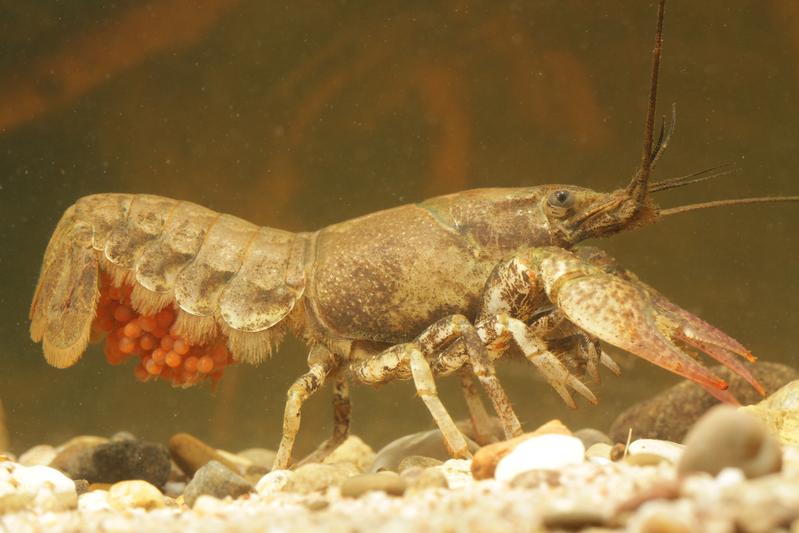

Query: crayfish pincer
[28,0,798,470]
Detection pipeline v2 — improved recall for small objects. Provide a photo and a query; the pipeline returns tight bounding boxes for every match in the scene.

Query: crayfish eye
[547,189,575,217]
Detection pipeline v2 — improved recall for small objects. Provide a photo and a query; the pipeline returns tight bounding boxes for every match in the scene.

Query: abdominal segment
[92,275,234,387]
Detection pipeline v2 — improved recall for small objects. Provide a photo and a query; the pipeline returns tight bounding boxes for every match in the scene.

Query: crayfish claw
[553,271,736,398]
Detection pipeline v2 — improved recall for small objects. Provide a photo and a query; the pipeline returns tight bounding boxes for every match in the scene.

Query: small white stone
[495,434,585,482]
[78,490,112,512]
[108,480,164,510]
[164,481,186,499]
[628,439,684,463]
[715,467,745,487]
[255,469,292,495]
[192,494,226,514]
[0,462,77,514]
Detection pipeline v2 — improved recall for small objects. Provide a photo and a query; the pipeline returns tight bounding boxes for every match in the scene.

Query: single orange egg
[139,333,156,351]
[119,337,136,354]
[173,339,189,355]
[197,356,214,374]
[183,356,199,373]
[123,321,142,338]
[165,351,182,368]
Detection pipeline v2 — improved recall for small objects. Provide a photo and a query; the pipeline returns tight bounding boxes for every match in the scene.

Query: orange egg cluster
[91,278,233,387]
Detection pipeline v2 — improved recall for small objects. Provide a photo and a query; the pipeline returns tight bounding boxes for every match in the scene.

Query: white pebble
[715,467,745,487]
[628,439,684,463]
[256,469,292,496]
[192,494,226,514]
[495,435,585,482]
[0,461,77,514]
[78,490,112,512]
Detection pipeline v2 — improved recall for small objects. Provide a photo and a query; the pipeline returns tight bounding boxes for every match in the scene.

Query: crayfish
[29,0,798,469]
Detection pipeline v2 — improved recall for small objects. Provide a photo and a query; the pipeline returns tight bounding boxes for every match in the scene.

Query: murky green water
[1,1,797,456]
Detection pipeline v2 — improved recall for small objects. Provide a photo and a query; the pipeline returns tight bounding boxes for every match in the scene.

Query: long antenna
[628,0,666,202]
[660,196,799,216]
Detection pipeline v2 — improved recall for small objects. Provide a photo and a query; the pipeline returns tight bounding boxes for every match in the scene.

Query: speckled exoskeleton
[29,0,797,470]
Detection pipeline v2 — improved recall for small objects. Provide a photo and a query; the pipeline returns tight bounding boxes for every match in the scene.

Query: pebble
[471,419,571,479]
[401,466,449,491]
[77,490,112,512]
[49,435,108,480]
[508,469,561,489]
[0,461,77,514]
[255,469,292,496]
[282,462,359,494]
[439,459,474,489]
[398,455,443,472]
[216,449,252,471]
[183,460,253,507]
[73,479,90,495]
[168,432,243,477]
[323,435,375,472]
[541,508,608,530]
[678,404,782,478]
[573,428,612,449]
[627,439,684,464]
[609,362,799,443]
[624,453,667,467]
[370,428,478,472]
[237,447,276,470]
[340,472,407,498]
[742,379,799,446]
[495,434,584,482]
[585,443,613,464]
[18,444,57,467]
[191,494,227,516]
[108,480,164,510]
[302,496,330,511]
[91,440,172,486]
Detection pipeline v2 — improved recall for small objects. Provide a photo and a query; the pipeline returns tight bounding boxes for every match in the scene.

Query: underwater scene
[1,1,798,531]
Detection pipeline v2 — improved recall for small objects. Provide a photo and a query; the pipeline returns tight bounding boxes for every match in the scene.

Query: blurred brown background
[0,0,797,455]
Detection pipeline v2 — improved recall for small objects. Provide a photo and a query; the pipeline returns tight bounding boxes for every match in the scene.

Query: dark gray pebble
[92,440,172,487]
[183,460,254,507]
